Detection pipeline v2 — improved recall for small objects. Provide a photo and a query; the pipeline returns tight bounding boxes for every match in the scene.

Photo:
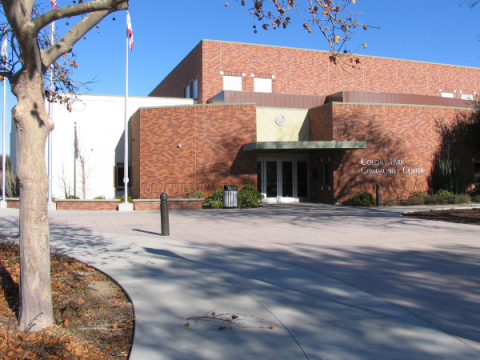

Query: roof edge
[202,39,480,70]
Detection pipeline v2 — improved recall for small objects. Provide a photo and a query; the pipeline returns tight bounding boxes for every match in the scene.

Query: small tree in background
[430,101,480,194]
[429,150,468,194]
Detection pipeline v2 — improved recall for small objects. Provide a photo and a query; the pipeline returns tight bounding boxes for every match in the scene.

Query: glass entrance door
[297,161,308,200]
[282,161,293,198]
[266,161,278,198]
[258,157,309,203]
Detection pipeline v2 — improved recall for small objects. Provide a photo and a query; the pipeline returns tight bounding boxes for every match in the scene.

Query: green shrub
[411,190,428,198]
[437,189,454,203]
[94,195,106,199]
[405,196,424,206]
[452,194,471,204]
[238,184,264,208]
[383,200,397,206]
[347,191,375,207]
[203,189,224,209]
[66,195,79,199]
[424,195,446,205]
[473,194,480,203]
[115,195,133,203]
[186,190,204,199]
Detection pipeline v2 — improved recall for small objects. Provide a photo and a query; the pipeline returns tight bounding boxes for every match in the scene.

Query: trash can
[223,185,238,209]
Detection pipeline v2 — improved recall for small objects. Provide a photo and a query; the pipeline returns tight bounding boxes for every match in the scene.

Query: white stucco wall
[10,94,194,199]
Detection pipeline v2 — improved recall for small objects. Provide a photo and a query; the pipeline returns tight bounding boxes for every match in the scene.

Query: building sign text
[360,158,424,175]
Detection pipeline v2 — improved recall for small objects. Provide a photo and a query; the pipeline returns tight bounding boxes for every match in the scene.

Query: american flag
[50,0,57,9]
[127,11,134,50]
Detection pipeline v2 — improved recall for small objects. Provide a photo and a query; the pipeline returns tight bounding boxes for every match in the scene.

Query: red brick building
[131,40,480,203]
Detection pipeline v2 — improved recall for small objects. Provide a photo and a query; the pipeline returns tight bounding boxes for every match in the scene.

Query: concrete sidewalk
[1,204,480,359]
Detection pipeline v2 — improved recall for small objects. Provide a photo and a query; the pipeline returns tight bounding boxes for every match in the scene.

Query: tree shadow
[87,218,480,358]
[179,135,257,197]
[0,264,19,319]
[311,109,430,203]
[5,209,480,358]
[428,111,480,193]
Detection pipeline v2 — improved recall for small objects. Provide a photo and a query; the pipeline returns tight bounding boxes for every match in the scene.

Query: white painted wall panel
[11,94,194,200]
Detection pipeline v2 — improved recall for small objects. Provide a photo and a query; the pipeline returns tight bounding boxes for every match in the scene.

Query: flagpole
[1,76,6,208]
[119,10,133,211]
[47,15,54,209]
[74,122,77,197]
[124,10,128,204]
[1,26,7,208]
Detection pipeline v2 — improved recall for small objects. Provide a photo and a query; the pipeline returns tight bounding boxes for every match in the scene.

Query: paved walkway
[1,204,480,359]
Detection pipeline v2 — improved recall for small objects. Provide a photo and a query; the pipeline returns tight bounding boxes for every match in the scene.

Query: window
[184,80,198,99]
[475,162,480,186]
[254,77,272,93]
[323,163,330,186]
[192,79,198,100]
[223,76,242,91]
[441,92,454,98]
[115,164,132,189]
[462,93,474,101]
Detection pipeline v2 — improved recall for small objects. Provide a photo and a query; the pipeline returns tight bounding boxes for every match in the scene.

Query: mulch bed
[0,230,134,360]
[404,208,480,226]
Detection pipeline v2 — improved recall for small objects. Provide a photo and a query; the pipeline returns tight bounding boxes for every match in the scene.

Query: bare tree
[460,0,480,8]
[236,0,371,66]
[0,155,18,197]
[57,130,94,199]
[76,136,94,199]
[0,169,19,198]
[56,158,72,198]
[0,0,128,332]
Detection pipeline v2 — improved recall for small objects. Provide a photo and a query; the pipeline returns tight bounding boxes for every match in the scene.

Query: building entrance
[257,156,309,203]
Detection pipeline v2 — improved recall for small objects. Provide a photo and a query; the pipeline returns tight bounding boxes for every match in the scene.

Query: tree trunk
[1,0,128,332]
[13,71,54,332]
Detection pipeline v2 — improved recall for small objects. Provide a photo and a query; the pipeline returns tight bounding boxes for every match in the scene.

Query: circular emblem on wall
[275,114,286,126]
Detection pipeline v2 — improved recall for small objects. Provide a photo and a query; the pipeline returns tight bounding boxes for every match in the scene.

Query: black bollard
[160,192,170,236]
[376,183,381,207]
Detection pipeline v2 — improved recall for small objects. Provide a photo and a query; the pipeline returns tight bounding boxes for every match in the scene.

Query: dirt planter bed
[403,207,480,226]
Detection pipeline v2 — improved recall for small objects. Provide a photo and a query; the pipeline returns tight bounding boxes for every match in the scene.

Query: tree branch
[41,1,128,68]
[0,71,12,81]
[2,0,35,36]
[33,0,128,33]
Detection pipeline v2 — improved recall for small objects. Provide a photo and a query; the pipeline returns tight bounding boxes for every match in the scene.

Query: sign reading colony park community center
[360,158,424,175]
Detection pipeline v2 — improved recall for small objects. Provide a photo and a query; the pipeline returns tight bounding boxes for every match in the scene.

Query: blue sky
[2,0,480,153]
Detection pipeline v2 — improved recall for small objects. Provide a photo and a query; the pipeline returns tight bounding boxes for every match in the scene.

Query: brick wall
[132,104,257,199]
[309,103,478,202]
[131,110,141,199]
[150,40,480,105]
[149,42,203,101]
[56,200,120,210]
[6,199,19,209]
[309,105,333,141]
[133,199,203,211]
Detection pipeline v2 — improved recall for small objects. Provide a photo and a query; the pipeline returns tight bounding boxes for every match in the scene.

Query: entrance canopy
[242,141,367,153]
